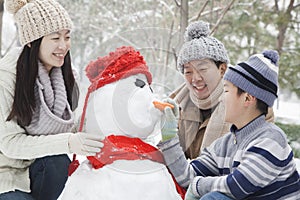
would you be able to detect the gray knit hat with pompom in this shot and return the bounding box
[5,0,73,46]
[177,21,229,73]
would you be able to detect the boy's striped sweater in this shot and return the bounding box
[160,115,300,199]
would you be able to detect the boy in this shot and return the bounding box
[159,50,300,199]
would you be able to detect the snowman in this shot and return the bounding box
[60,46,184,200]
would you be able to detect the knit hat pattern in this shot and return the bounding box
[85,46,152,91]
[224,50,279,107]
[5,0,73,46]
[177,21,229,73]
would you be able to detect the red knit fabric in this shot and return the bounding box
[85,46,152,92]
[87,135,164,169]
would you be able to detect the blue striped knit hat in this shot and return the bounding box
[177,21,229,73]
[224,50,279,107]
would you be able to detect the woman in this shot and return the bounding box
[0,0,103,199]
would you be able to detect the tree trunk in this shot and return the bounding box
[179,0,188,46]
[276,0,294,55]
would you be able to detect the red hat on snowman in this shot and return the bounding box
[78,46,153,134]
[85,46,152,91]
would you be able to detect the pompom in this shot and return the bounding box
[184,21,210,42]
[5,0,28,14]
[262,50,279,66]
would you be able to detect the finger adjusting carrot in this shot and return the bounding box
[153,101,174,111]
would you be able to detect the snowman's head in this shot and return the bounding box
[84,46,162,145]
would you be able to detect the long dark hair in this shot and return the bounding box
[7,37,79,126]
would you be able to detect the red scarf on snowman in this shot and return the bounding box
[68,46,185,199]
[87,135,164,168]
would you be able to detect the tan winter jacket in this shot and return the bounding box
[0,48,72,194]
[169,84,230,159]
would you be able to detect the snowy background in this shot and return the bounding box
[2,8,300,172]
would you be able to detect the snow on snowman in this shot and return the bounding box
[60,46,185,200]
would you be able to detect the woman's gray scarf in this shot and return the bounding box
[25,63,74,135]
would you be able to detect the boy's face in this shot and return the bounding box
[183,59,225,100]
[223,80,244,125]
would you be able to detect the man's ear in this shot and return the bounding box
[219,63,227,77]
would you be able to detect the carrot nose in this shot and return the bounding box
[152,101,174,111]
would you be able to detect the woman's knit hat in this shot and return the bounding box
[224,50,279,107]
[5,0,73,46]
[177,21,229,73]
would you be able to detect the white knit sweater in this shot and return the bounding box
[0,48,73,194]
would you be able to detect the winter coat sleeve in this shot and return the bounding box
[159,136,219,188]
[0,48,72,160]
[190,131,297,199]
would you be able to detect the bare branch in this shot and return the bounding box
[294,3,300,9]
[173,0,180,7]
[189,7,223,22]
[172,47,177,67]
[195,0,209,21]
[210,0,236,36]
[166,20,175,68]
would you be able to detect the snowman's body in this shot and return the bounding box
[60,74,182,200]
[61,159,181,200]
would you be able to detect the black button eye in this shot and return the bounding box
[135,78,146,88]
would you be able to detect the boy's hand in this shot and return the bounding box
[184,183,199,200]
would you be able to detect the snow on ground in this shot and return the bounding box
[295,158,300,172]
[273,94,300,125]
